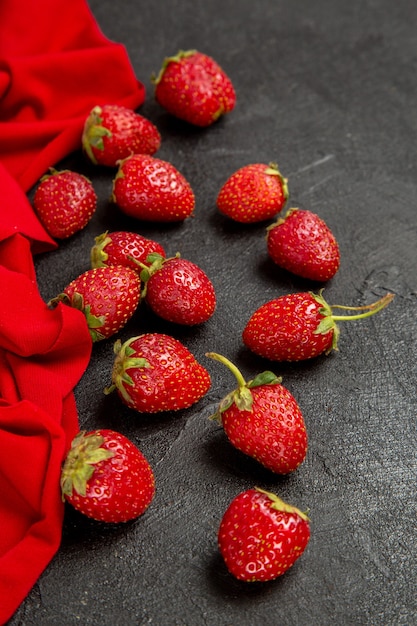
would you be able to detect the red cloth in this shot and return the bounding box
[0,0,146,622]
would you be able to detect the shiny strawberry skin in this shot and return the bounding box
[242,292,333,361]
[82,104,161,167]
[91,230,166,271]
[267,208,340,281]
[61,265,141,342]
[218,488,310,582]
[221,383,307,474]
[61,429,155,523]
[145,258,216,325]
[108,333,211,413]
[112,154,195,222]
[33,169,97,239]
[154,50,236,127]
[216,163,288,223]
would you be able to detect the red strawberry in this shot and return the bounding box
[112,154,195,222]
[242,290,394,361]
[218,487,310,582]
[61,429,155,523]
[50,265,141,342]
[138,253,216,325]
[33,168,97,239]
[153,49,236,127]
[206,353,307,474]
[216,162,288,223]
[90,230,166,272]
[105,333,211,413]
[267,207,340,281]
[82,104,161,167]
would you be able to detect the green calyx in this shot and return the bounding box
[47,291,106,342]
[267,206,299,232]
[60,431,115,499]
[90,231,111,268]
[152,49,197,86]
[104,337,150,404]
[255,487,310,522]
[205,352,282,422]
[312,290,395,353]
[82,105,112,164]
[127,252,180,298]
[264,162,289,202]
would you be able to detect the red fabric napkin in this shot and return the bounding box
[0,0,146,622]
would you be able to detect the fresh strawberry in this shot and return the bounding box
[206,353,307,474]
[137,253,216,325]
[218,487,310,582]
[49,265,141,342]
[216,162,288,223]
[33,168,97,239]
[61,429,155,523]
[90,230,166,272]
[267,207,340,281]
[111,154,195,222]
[82,104,161,167]
[242,290,394,361]
[105,333,211,413]
[153,49,236,127]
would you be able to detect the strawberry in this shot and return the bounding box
[216,162,288,223]
[138,253,216,325]
[82,104,161,167]
[90,230,166,272]
[105,333,211,413]
[111,154,195,222]
[218,487,310,582]
[61,429,155,523]
[267,207,340,282]
[153,49,236,127]
[242,290,394,361]
[49,265,141,342]
[33,168,97,239]
[206,353,307,474]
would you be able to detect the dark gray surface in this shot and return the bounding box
[11,0,416,624]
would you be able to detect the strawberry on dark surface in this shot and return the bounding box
[61,429,155,523]
[139,253,216,325]
[82,104,161,167]
[206,353,307,474]
[153,49,236,127]
[90,230,166,271]
[216,162,288,223]
[111,154,195,222]
[266,207,340,282]
[33,168,97,239]
[105,333,211,413]
[242,290,394,361]
[50,265,141,342]
[218,488,310,582]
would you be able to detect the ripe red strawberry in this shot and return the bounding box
[218,487,310,582]
[112,154,195,222]
[61,429,155,523]
[216,162,288,223]
[33,168,97,239]
[90,230,166,272]
[82,104,161,167]
[206,353,307,474]
[153,49,236,127]
[105,333,211,413]
[50,265,141,342]
[242,290,394,361]
[267,207,340,282]
[138,253,216,325]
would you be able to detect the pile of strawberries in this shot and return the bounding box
[33,50,394,584]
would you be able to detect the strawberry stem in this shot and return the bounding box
[206,352,247,388]
[330,292,394,322]
[255,487,310,522]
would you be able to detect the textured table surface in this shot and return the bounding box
[11,0,417,624]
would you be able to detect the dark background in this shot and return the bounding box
[11,0,416,624]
